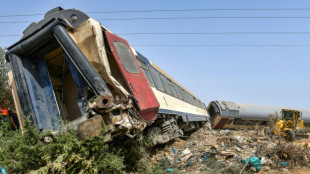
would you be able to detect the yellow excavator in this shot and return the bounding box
[273,109,308,142]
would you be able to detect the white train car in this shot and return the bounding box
[132,51,210,144]
[208,100,310,130]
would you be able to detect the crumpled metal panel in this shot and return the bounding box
[105,31,160,121]
[213,100,239,118]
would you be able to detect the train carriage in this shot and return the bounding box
[6,7,209,145]
[208,100,310,130]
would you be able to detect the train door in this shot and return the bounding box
[104,31,159,121]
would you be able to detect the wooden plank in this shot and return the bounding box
[8,71,24,129]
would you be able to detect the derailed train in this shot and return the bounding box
[6,7,310,145]
[208,100,310,130]
[6,7,208,145]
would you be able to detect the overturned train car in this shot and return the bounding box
[208,100,310,130]
[6,7,209,145]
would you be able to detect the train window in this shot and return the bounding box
[182,89,189,103]
[226,119,234,125]
[142,68,154,86]
[196,99,201,107]
[150,67,164,91]
[192,96,196,106]
[233,118,243,125]
[168,80,178,98]
[182,90,186,101]
[189,94,195,105]
[136,56,154,86]
[186,92,193,104]
[113,41,140,73]
[190,95,195,105]
[176,85,183,100]
[136,56,147,69]
[193,97,198,107]
[197,100,201,107]
[159,74,172,95]
[200,101,205,109]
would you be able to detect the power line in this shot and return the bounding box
[0,21,34,24]
[0,35,22,37]
[88,8,310,13]
[0,14,44,18]
[117,32,310,35]
[131,44,310,47]
[4,32,310,37]
[3,16,310,24]
[2,44,310,48]
[3,8,310,18]
[97,16,310,21]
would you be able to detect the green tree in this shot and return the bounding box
[0,47,14,109]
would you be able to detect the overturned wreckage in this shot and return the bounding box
[208,100,310,131]
[7,7,209,144]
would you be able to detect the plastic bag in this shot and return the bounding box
[242,157,262,171]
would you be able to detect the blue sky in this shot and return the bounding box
[0,0,309,108]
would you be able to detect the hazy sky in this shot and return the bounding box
[0,0,309,108]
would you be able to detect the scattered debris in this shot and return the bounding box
[179,148,193,162]
[0,166,6,174]
[250,166,257,172]
[149,124,310,173]
[279,162,288,166]
[235,136,245,144]
[261,156,268,165]
[205,122,212,130]
[43,136,53,144]
[201,154,210,163]
[242,157,262,171]
[167,168,173,173]
[172,147,177,154]
[219,129,232,136]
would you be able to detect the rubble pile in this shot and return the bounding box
[150,124,310,173]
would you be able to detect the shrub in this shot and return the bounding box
[0,119,125,174]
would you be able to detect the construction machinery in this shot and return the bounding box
[274,109,308,142]
[208,101,309,142]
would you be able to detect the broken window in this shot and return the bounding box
[113,41,140,74]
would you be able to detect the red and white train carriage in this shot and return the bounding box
[6,7,209,145]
